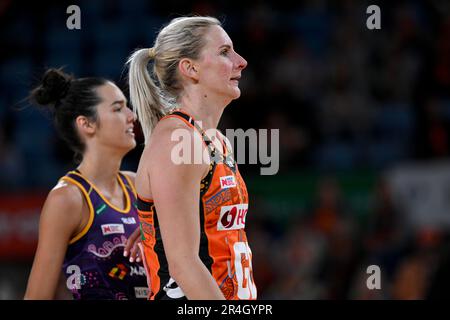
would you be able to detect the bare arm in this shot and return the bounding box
[145,121,225,300]
[24,182,84,299]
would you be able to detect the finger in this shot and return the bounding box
[129,243,139,263]
[124,237,135,257]
[124,241,131,257]
[124,227,140,257]
[136,242,144,263]
[135,247,141,263]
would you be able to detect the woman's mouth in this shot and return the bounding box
[126,127,135,136]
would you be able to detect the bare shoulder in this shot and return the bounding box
[42,180,86,226]
[150,116,195,147]
[149,116,205,157]
[135,117,197,197]
[46,179,84,210]
[137,119,184,173]
[39,179,84,241]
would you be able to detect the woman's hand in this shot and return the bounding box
[124,226,142,263]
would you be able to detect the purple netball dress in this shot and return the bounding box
[61,170,149,300]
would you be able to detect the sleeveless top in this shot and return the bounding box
[137,110,257,300]
[61,170,149,300]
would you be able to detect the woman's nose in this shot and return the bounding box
[127,107,137,122]
[236,53,248,70]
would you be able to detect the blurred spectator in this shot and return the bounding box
[391,228,442,299]
[0,115,25,191]
[310,177,348,237]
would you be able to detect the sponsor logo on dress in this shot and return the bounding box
[130,266,146,277]
[217,204,248,231]
[134,287,150,299]
[109,264,128,280]
[220,175,237,189]
[101,224,125,235]
[121,217,137,224]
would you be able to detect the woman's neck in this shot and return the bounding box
[179,90,229,130]
[76,148,122,192]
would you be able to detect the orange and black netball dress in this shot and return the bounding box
[137,110,257,300]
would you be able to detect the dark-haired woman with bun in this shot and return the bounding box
[24,69,149,300]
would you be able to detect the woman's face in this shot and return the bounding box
[196,25,248,101]
[91,82,137,153]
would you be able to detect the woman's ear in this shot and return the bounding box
[178,58,199,82]
[75,115,96,137]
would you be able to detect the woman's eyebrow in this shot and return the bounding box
[219,44,232,50]
[111,99,127,106]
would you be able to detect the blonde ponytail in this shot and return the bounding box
[127,48,168,144]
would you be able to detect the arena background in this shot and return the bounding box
[1,0,450,299]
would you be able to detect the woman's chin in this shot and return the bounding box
[122,140,137,152]
[231,88,241,99]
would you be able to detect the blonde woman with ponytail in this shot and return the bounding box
[127,16,257,300]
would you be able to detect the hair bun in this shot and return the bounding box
[32,68,73,107]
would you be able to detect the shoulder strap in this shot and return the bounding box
[118,172,137,200]
[162,110,219,159]
[60,171,95,244]
[164,111,209,141]
[66,170,132,214]
[65,170,92,194]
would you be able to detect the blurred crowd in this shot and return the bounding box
[249,175,450,299]
[1,0,450,299]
